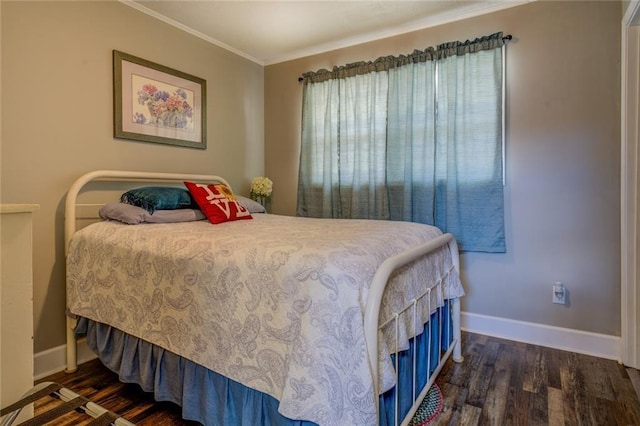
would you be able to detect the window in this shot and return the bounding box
[297,33,507,253]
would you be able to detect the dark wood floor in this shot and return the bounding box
[433,333,640,426]
[33,332,640,425]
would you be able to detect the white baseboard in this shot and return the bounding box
[32,313,621,380]
[462,311,621,361]
[33,338,96,381]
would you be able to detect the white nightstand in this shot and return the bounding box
[1,204,39,421]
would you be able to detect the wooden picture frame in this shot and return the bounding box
[113,50,206,149]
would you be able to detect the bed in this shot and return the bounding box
[64,170,464,426]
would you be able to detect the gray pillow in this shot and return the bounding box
[99,203,205,224]
[236,195,266,213]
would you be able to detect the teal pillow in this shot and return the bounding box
[120,186,195,213]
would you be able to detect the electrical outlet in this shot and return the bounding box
[552,282,566,304]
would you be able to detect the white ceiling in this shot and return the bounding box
[125,0,528,65]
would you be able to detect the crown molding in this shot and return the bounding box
[265,1,530,65]
[120,0,532,66]
[119,0,265,65]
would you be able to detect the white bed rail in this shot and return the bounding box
[363,233,463,425]
[64,170,230,373]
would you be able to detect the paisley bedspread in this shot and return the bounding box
[67,214,464,426]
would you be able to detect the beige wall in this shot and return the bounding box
[1,1,264,352]
[265,1,622,335]
[0,0,623,355]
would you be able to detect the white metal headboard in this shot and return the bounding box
[64,170,230,256]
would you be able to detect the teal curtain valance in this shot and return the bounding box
[300,32,508,84]
[436,32,507,58]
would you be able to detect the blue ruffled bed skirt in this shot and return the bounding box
[76,303,452,426]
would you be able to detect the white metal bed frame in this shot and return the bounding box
[64,170,463,426]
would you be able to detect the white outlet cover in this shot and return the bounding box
[552,284,566,304]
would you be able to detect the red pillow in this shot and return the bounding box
[184,181,253,224]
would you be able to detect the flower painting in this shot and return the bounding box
[114,50,206,149]
[133,78,194,131]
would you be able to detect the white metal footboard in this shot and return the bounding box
[363,233,463,425]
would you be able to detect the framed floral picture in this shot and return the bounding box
[113,50,206,149]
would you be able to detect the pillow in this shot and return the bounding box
[99,203,205,225]
[120,186,194,213]
[184,181,253,224]
[235,195,266,213]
